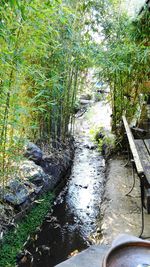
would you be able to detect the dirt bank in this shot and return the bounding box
[100,154,150,244]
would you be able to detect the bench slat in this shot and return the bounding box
[135,139,150,186]
[122,116,144,174]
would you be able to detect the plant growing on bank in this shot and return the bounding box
[90,126,115,155]
[0,192,54,267]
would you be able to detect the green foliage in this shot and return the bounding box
[0,0,149,188]
[0,0,94,187]
[90,125,115,154]
[92,0,150,131]
[131,6,150,44]
[0,192,54,267]
[97,134,115,154]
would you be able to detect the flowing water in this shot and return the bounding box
[19,100,111,267]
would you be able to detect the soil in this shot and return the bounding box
[100,154,150,244]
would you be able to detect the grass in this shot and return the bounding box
[0,192,54,267]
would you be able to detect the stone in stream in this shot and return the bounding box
[40,245,51,254]
[84,143,97,150]
[75,184,88,189]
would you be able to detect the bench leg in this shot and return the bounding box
[124,147,131,167]
[146,189,150,214]
[139,178,145,238]
[126,162,136,196]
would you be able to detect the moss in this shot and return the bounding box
[0,192,54,267]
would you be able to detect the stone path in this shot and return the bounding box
[56,244,108,267]
[100,155,150,244]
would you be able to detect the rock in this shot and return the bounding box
[0,138,74,240]
[34,186,43,195]
[80,99,93,105]
[21,255,28,263]
[95,132,104,142]
[82,185,88,189]
[41,245,51,253]
[16,252,26,262]
[46,163,65,180]
[75,184,88,189]
[75,108,87,118]
[80,94,92,100]
[102,143,107,156]
[20,256,28,264]
[84,143,97,150]
[24,142,43,163]
[3,179,36,206]
[17,250,33,264]
[35,226,41,234]
[0,203,14,234]
[69,249,79,257]
[0,231,4,240]
[19,160,51,187]
[19,159,63,191]
[41,152,72,182]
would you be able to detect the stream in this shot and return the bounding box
[19,100,111,267]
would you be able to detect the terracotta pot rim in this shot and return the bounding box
[102,240,150,267]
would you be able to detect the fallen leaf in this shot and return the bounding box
[21,256,27,264]
[69,250,79,257]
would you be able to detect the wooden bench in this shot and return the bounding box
[122,115,150,214]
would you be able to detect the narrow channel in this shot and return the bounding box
[19,101,111,267]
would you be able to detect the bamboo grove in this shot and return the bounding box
[94,0,150,131]
[0,0,93,184]
[0,0,150,185]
